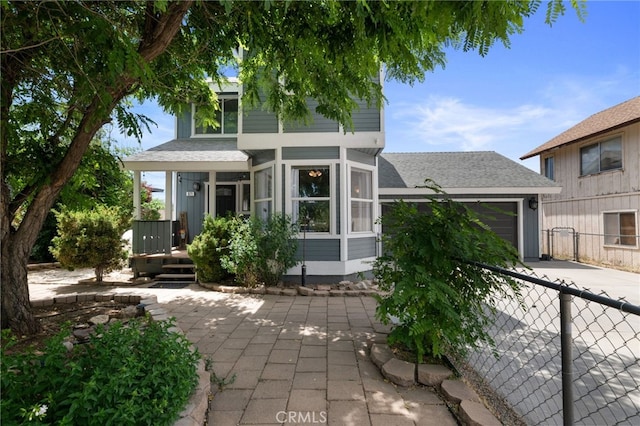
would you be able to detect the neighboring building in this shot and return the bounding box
[521,96,640,272]
[124,79,560,282]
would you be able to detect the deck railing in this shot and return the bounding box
[132,220,173,254]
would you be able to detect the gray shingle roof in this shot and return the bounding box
[123,139,248,163]
[379,151,560,191]
[521,96,640,159]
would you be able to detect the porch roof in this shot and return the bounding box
[122,139,249,172]
[379,151,562,195]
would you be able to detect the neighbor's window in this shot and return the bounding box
[544,156,555,181]
[603,211,637,247]
[580,137,622,176]
[254,167,273,221]
[351,168,373,232]
[194,97,238,135]
[292,166,330,233]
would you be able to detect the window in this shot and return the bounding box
[604,211,637,247]
[292,166,330,233]
[351,168,373,232]
[194,97,238,135]
[580,137,622,176]
[544,156,554,180]
[254,167,273,221]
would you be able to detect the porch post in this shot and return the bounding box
[133,170,142,220]
[165,171,173,221]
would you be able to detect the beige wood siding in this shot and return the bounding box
[540,122,639,271]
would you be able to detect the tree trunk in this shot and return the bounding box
[1,233,41,334]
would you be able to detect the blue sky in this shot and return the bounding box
[117,0,640,193]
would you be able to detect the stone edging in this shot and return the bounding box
[198,282,380,297]
[370,343,501,426]
[30,294,210,426]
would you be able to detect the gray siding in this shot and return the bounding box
[177,109,192,139]
[250,150,276,166]
[348,237,376,260]
[284,99,339,133]
[243,107,279,133]
[176,172,208,241]
[521,196,540,261]
[296,239,341,261]
[347,149,376,166]
[282,146,340,160]
[352,98,380,132]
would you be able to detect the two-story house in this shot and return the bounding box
[124,78,561,283]
[521,96,640,272]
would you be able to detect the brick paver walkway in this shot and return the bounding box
[28,269,458,426]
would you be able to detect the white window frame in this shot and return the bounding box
[349,165,375,234]
[253,165,274,221]
[287,163,334,236]
[191,95,238,137]
[603,210,638,248]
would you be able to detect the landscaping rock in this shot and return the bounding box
[370,343,394,368]
[381,357,415,387]
[298,286,315,296]
[459,400,501,426]
[118,305,139,319]
[89,314,110,325]
[417,364,453,386]
[440,379,481,404]
[266,287,282,295]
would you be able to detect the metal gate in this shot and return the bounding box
[546,227,578,261]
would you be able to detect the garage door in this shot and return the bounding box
[380,201,518,249]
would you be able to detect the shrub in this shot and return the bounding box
[187,214,234,283]
[0,317,200,426]
[251,214,299,287]
[219,217,260,287]
[50,206,130,282]
[373,181,523,362]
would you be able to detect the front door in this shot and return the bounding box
[216,185,236,217]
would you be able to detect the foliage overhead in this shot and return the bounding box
[373,180,524,362]
[1,0,585,334]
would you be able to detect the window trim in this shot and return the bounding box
[191,95,239,137]
[602,210,638,248]
[543,156,554,181]
[290,165,332,234]
[253,165,274,221]
[579,135,623,176]
[349,165,375,234]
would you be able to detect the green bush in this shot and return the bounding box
[219,217,260,287]
[373,181,523,362]
[187,214,234,283]
[50,206,130,282]
[0,317,200,425]
[252,214,299,287]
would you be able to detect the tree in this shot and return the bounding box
[1,0,584,334]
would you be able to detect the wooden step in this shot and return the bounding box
[155,273,196,281]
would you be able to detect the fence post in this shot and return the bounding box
[560,288,574,425]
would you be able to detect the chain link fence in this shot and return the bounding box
[456,264,640,425]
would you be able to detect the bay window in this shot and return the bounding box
[292,166,330,232]
[254,167,273,221]
[351,168,373,232]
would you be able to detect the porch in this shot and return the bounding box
[130,220,194,280]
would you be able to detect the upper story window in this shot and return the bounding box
[580,136,622,176]
[291,166,331,233]
[193,97,238,135]
[544,156,554,181]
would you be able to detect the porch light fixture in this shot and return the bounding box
[308,169,323,178]
[528,197,538,210]
[193,182,201,191]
